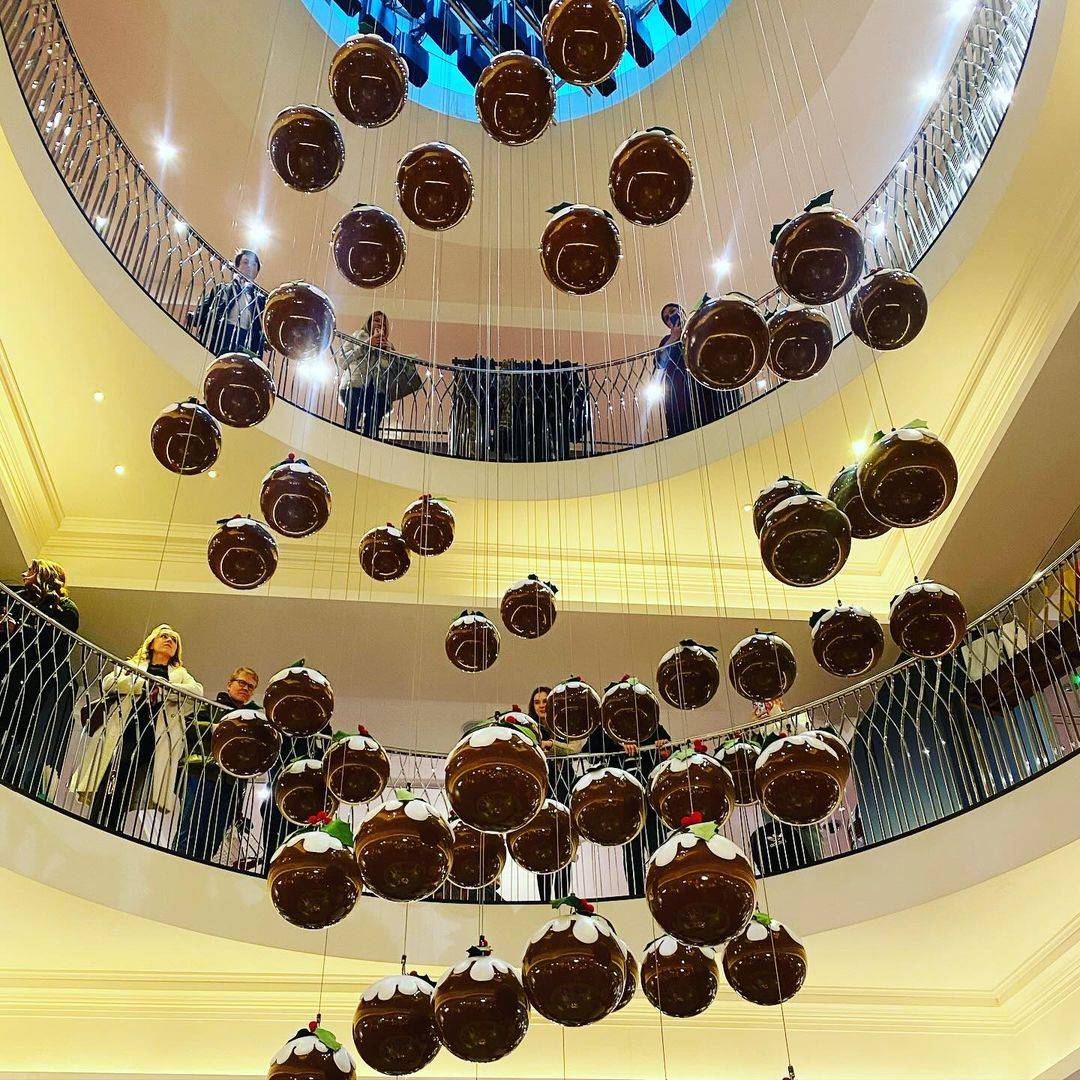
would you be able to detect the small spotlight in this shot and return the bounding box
[948,0,975,17]
[172,219,188,237]
[94,215,109,231]
[246,217,272,247]
[113,464,126,476]
[712,257,732,277]
[868,221,886,239]
[155,138,178,164]
[916,77,940,103]
[644,379,665,404]
[92,391,105,403]
[208,470,218,479]
[297,358,334,383]
[755,378,767,390]
[962,156,979,177]
[993,85,1014,108]
[852,439,868,459]
[742,504,751,513]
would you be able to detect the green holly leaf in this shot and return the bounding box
[769,219,792,245]
[547,202,573,215]
[688,821,718,841]
[673,747,695,762]
[803,189,835,212]
[903,418,929,430]
[695,292,711,312]
[314,1027,341,1051]
[752,911,773,927]
[331,730,350,743]
[395,787,419,801]
[323,818,354,847]
[646,125,677,136]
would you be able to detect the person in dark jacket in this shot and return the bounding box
[189,248,265,357]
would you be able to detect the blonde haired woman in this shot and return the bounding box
[71,624,202,833]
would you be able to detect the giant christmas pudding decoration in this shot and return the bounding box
[208,516,278,590]
[716,738,761,805]
[396,142,474,231]
[268,1021,355,1080]
[275,758,330,824]
[615,942,637,1011]
[683,293,770,390]
[448,818,507,889]
[444,711,547,832]
[856,423,958,529]
[433,939,530,1063]
[645,817,757,946]
[268,105,344,193]
[500,575,558,638]
[656,640,720,710]
[759,491,852,587]
[570,767,646,846]
[267,816,361,929]
[506,798,577,874]
[522,896,626,1026]
[400,495,455,557]
[540,204,622,295]
[649,743,735,830]
[358,524,411,582]
[547,676,601,740]
[770,193,865,305]
[202,352,276,428]
[754,729,851,825]
[640,935,719,1018]
[329,34,409,129]
[752,476,813,538]
[728,632,797,702]
[542,0,627,86]
[445,611,500,672]
[849,268,928,350]
[608,128,694,227]
[150,399,221,475]
[828,463,889,540]
[263,281,336,362]
[354,791,453,901]
[264,661,334,737]
[889,580,968,658]
[352,972,440,1077]
[600,675,660,743]
[810,604,884,678]
[475,52,555,146]
[211,707,281,778]
[766,307,834,381]
[323,727,390,804]
[331,204,407,289]
[723,912,807,1006]
[260,455,332,538]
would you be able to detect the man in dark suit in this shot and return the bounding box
[189,248,265,357]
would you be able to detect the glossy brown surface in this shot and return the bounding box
[547,678,601,740]
[649,754,735,831]
[352,978,439,1077]
[358,526,411,581]
[267,834,362,929]
[448,820,507,889]
[329,33,409,129]
[683,295,769,390]
[849,268,928,350]
[728,632,797,702]
[811,605,884,678]
[445,613,500,672]
[500,577,557,638]
[570,768,646,846]
[260,459,332,538]
[268,104,344,193]
[716,742,760,805]
[354,801,453,901]
[263,280,336,362]
[506,799,577,873]
[207,517,278,591]
[264,665,335,738]
[396,142,473,231]
[323,735,390,804]
[475,51,555,146]
[771,206,865,305]
[445,728,548,832]
[766,306,834,380]
[268,1032,356,1080]
[614,947,637,1011]
[759,492,852,587]
[400,495,455,556]
[433,959,529,1063]
[608,128,693,226]
[752,477,813,538]
[640,938,719,1017]
[857,428,958,528]
[600,679,659,743]
[274,760,330,825]
[331,204,406,289]
[755,730,851,825]
[828,463,889,539]
[656,642,720,710]
[202,353,275,428]
[889,581,968,658]
[723,920,807,1006]
[211,708,281,778]
[539,205,621,295]
[150,400,220,475]
[542,0,627,86]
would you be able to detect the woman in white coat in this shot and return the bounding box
[71,624,202,832]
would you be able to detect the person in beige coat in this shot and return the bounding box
[71,624,202,831]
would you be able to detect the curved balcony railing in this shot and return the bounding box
[1,0,1039,460]
[0,542,1076,901]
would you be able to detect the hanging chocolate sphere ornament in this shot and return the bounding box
[267,816,361,929]
[353,973,440,1077]
[753,476,813,538]
[755,729,851,825]
[570,767,646,846]
[434,939,529,1063]
[445,610,500,672]
[268,105,344,194]
[268,1021,355,1080]
[828,463,889,540]
[640,935,719,1018]
[717,738,762,805]
[657,640,720,710]
[542,0,626,86]
[600,675,660,744]
[275,758,330,824]
[683,293,770,390]
[759,492,852,587]
[264,281,336,361]
[849,268,928,350]
[150,399,221,475]
[766,307,834,381]
[331,204,406,289]
[260,455,332,538]
[649,743,735,830]
[507,798,577,874]
[857,423,958,529]
[547,677,601,740]
[354,791,453,901]
[212,707,281,778]
[396,142,473,231]
[728,632,797,702]
[770,191,865,305]
[889,580,967,658]
[646,816,757,946]
[444,711,548,832]
[207,516,278,590]
[401,494,455,556]
[475,51,555,146]
[329,33,409,129]
[540,203,622,296]
[323,727,389,804]
[614,942,637,1012]
[500,575,558,638]
[608,127,693,227]
[523,896,626,1026]
[202,353,275,428]
[810,604,884,678]
[358,524,411,581]
[264,661,334,737]
[723,912,807,1006]
[448,818,507,889]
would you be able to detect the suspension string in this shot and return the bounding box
[316,925,330,1017]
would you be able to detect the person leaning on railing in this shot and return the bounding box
[337,311,421,438]
[187,248,265,358]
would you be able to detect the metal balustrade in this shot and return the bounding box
[0,0,1039,461]
[0,543,1076,901]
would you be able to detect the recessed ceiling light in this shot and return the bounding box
[742,504,751,512]
[94,215,109,230]
[915,77,940,103]
[155,138,178,164]
[246,217,272,247]
[208,470,218,479]
[92,391,105,403]
[113,464,126,476]
[755,378,767,390]
[172,219,188,237]
[868,221,886,239]
[712,257,732,277]
[852,439,868,459]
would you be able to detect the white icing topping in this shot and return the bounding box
[283,758,323,774]
[260,460,322,485]
[759,478,801,497]
[891,581,959,608]
[755,730,843,770]
[742,919,802,947]
[649,752,718,782]
[647,830,745,868]
[361,796,445,825]
[602,680,656,702]
[529,911,613,945]
[729,632,784,658]
[436,956,517,988]
[163,400,203,415]
[894,427,940,442]
[271,829,346,862]
[361,973,435,1002]
[335,734,381,752]
[365,525,403,540]
[451,723,541,753]
[717,742,758,758]
[776,493,810,509]
[223,515,264,530]
[450,613,496,630]
[814,603,873,630]
[268,666,331,689]
[507,576,555,593]
[643,935,716,961]
[410,496,453,514]
[551,678,592,695]
[659,642,715,666]
[220,707,268,723]
[573,767,645,794]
